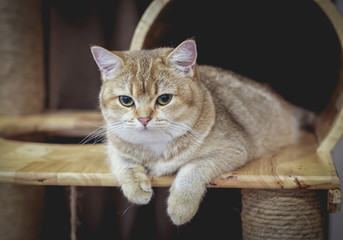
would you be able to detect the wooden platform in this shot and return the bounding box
[0,111,339,190]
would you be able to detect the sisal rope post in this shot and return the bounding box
[241,189,326,240]
[70,186,79,240]
[0,0,45,115]
[0,0,45,239]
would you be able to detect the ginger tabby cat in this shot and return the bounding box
[91,39,308,225]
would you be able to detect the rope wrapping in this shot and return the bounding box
[70,186,79,240]
[242,189,326,240]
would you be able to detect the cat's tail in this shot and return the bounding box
[292,105,316,130]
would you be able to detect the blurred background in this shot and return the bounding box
[0,0,343,239]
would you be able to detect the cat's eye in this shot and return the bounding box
[157,94,172,106]
[119,96,134,107]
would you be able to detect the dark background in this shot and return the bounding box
[40,0,341,239]
[44,0,340,113]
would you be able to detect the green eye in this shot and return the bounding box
[119,96,134,107]
[157,94,172,106]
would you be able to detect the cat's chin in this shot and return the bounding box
[118,128,175,145]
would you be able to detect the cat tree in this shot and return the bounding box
[0,0,342,239]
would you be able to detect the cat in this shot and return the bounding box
[90,39,311,225]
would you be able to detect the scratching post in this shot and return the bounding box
[0,0,45,239]
[241,189,326,239]
[70,186,79,240]
[0,0,45,115]
[0,184,45,240]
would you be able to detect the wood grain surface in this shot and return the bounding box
[0,110,104,138]
[0,114,339,189]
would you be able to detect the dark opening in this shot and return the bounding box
[144,0,341,113]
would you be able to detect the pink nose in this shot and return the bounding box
[138,117,152,126]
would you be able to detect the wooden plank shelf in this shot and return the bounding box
[0,110,104,138]
[0,112,339,190]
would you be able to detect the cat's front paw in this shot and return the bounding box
[167,189,201,225]
[121,171,152,205]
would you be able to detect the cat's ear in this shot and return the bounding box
[167,39,197,78]
[90,46,123,80]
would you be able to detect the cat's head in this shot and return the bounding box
[91,40,203,145]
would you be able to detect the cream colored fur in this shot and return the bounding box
[91,40,300,225]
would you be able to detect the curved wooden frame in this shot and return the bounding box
[313,0,343,153]
[130,0,170,51]
[130,0,343,154]
[0,0,341,211]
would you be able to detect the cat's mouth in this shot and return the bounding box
[137,121,157,131]
[138,126,153,132]
[139,127,149,132]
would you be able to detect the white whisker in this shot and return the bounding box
[165,117,201,138]
[80,121,125,145]
[121,203,135,216]
[79,120,102,128]
[80,125,107,145]
[161,117,205,148]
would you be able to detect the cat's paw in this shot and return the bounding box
[121,172,152,205]
[167,190,200,225]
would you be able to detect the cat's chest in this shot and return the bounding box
[145,158,184,176]
[141,143,192,176]
[142,142,168,157]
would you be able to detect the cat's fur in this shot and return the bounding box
[91,40,305,225]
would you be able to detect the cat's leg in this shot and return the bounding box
[167,160,217,225]
[167,148,248,225]
[117,163,153,205]
[108,144,152,205]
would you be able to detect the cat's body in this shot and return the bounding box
[91,40,306,225]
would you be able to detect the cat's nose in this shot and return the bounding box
[138,117,152,127]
